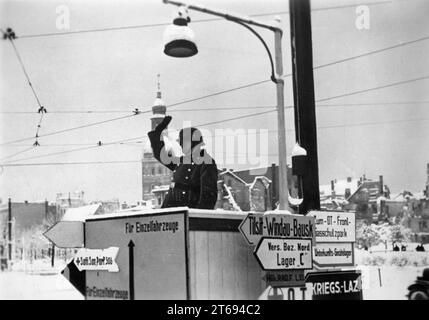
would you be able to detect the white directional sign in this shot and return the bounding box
[239,213,315,246]
[313,243,355,268]
[74,247,120,272]
[254,237,313,271]
[43,221,84,248]
[308,211,355,242]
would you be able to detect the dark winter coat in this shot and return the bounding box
[148,126,218,210]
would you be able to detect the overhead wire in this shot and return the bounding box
[1,30,428,145]
[13,1,393,39]
[4,32,47,146]
[2,111,428,165]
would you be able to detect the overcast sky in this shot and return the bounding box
[0,0,428,203]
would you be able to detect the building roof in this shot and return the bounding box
[219,170,248,185]
[319,178,360,198]
[223,185,242,211]
[249,176,271,190]
[62,203,101,221]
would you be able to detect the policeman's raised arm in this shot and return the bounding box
[147,116,178,171]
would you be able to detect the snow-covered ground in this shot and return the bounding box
[0,271,83,300]
[1,248,427,300]
[358,266,425,300]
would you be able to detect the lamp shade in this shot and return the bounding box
[163,15,198,58]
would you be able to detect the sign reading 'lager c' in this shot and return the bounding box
[254,237,313,271]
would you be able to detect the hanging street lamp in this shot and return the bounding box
[162,0,293,211]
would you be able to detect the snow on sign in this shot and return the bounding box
[74,247,119,272]
[239,212,315,246]
[254,237,313,271]
[307,211,355,242]
[313,243,354,267]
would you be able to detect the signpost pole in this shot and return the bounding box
[7,198,12,267]
[128,240,135,300]
[288,0,320,214]
[51,244,55,267]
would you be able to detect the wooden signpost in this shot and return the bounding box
[239,212,316,293]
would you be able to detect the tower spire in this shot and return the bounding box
[151,73,167,130]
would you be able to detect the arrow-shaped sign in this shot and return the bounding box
[128,240,135,300]
[73,247,119,272]
[239,213,315,246]
[254,237,313,271]
[44,221,84,248]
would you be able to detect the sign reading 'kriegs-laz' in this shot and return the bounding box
[308,211,355,242]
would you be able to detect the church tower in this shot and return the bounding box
[151,74,167,130]
[141,75,172,202]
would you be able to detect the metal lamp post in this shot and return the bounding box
[162,0,292,211]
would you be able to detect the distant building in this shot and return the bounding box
[55,190,86,217]
[214,164,295,212]
[89,199,120,215]
[141,76,172,202]
[62,203,102,220]
[233,164,296,210]
[320,175,387,223]
[0,200,57,234]
[151,185,170,208]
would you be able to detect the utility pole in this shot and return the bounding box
[273,23,290,211]
[288,0,320,214]
[8,198,12,265]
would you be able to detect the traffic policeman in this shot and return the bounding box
[148,116,218,209]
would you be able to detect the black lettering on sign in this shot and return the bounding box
[126,220,179,234]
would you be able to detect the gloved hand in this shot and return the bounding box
[155,115,172,133]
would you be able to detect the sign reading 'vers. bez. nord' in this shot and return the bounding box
[308,211,355,242]
[84,211,188,300]
[254,237,313,271]
[239,213,315,245]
